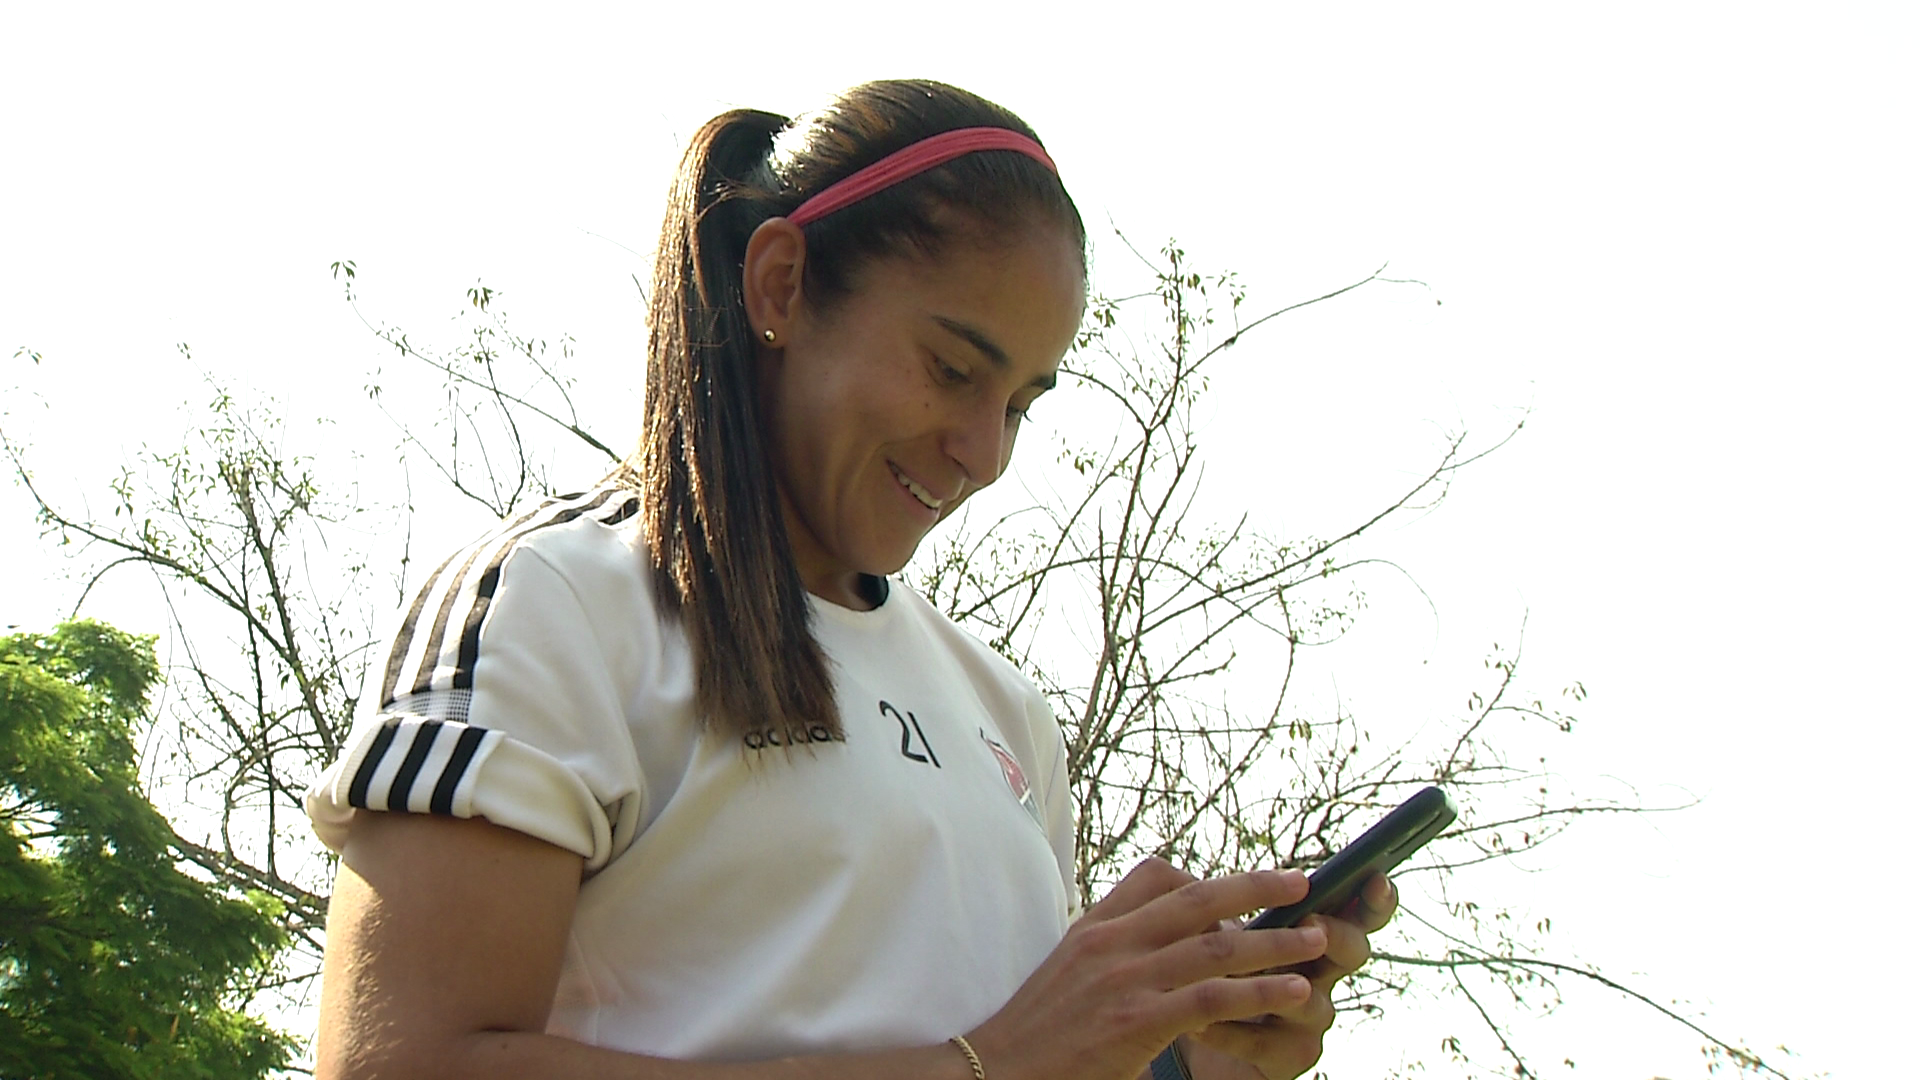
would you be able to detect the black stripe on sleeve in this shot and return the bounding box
[396,496,564,703]
[451,561,504,692]
[346,720,401,809]
[448,487,623,693]
[380,483,611,709]
[379,553,456,710]
[385,720,443,811]
[408,542,493,698]
[429,725,489,815]
[604,495,640,525]
[408,487,623,700]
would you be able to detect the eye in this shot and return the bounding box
[930,354,971,386]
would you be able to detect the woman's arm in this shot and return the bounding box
[318,811,992,1080]
[318,813,1333,1080]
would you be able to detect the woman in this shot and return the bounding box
[307,79,1395,1080]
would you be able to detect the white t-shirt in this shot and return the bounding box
[306,485,1078,1061]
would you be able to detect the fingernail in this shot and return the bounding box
[1300,924,1326,948]
[1283,974,1311,997]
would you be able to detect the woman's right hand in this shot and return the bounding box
[966,858,1329,1080]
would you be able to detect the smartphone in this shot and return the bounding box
[1147,787,1459,1079]
[1244,785,1456,930]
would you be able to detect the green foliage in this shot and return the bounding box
[0,621,292,1080]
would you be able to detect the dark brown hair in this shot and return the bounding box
[624,79,1086,743]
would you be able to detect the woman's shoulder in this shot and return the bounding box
[493,483,648,582]
[429,482,651,598]
[381,481,660,669]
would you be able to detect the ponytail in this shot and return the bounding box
[634,108,840,743]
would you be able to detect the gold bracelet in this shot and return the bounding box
[948,1035,986,1080]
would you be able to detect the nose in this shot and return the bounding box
[941,396,1014,492]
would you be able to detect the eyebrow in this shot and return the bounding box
[932,315,1057,391]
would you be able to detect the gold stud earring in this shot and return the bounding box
[763,328,777,343]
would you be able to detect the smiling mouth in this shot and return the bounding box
[889,463,943,512]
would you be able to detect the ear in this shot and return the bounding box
[743,217,808,344]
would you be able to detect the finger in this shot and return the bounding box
[1337,872,1398,934]
[1152,922,1330,987]
[1277,917,1372,991]
[1188,1019,1285,1062]
[1186,996,1334,1078]
[1301,914,1371,980]
[1135,870,1310,947]
[1188,1016,1326,1063]
[1163,971,1314,1031]
[1259,980,1337,1032]
[1081,857,1197,923]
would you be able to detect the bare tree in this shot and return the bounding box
[904,239,1762,1077]
[1,240,1801,1079]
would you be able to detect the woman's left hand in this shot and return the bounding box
[1177,872,1399,1080]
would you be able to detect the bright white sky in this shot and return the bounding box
[3,3,1913,1078]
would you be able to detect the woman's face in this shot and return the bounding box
[755,224,1085,608]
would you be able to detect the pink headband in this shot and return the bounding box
[785,126,1058,228]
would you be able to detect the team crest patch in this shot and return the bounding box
[979,728,1044,830]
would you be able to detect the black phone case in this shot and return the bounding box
[1245,785,1456,930]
